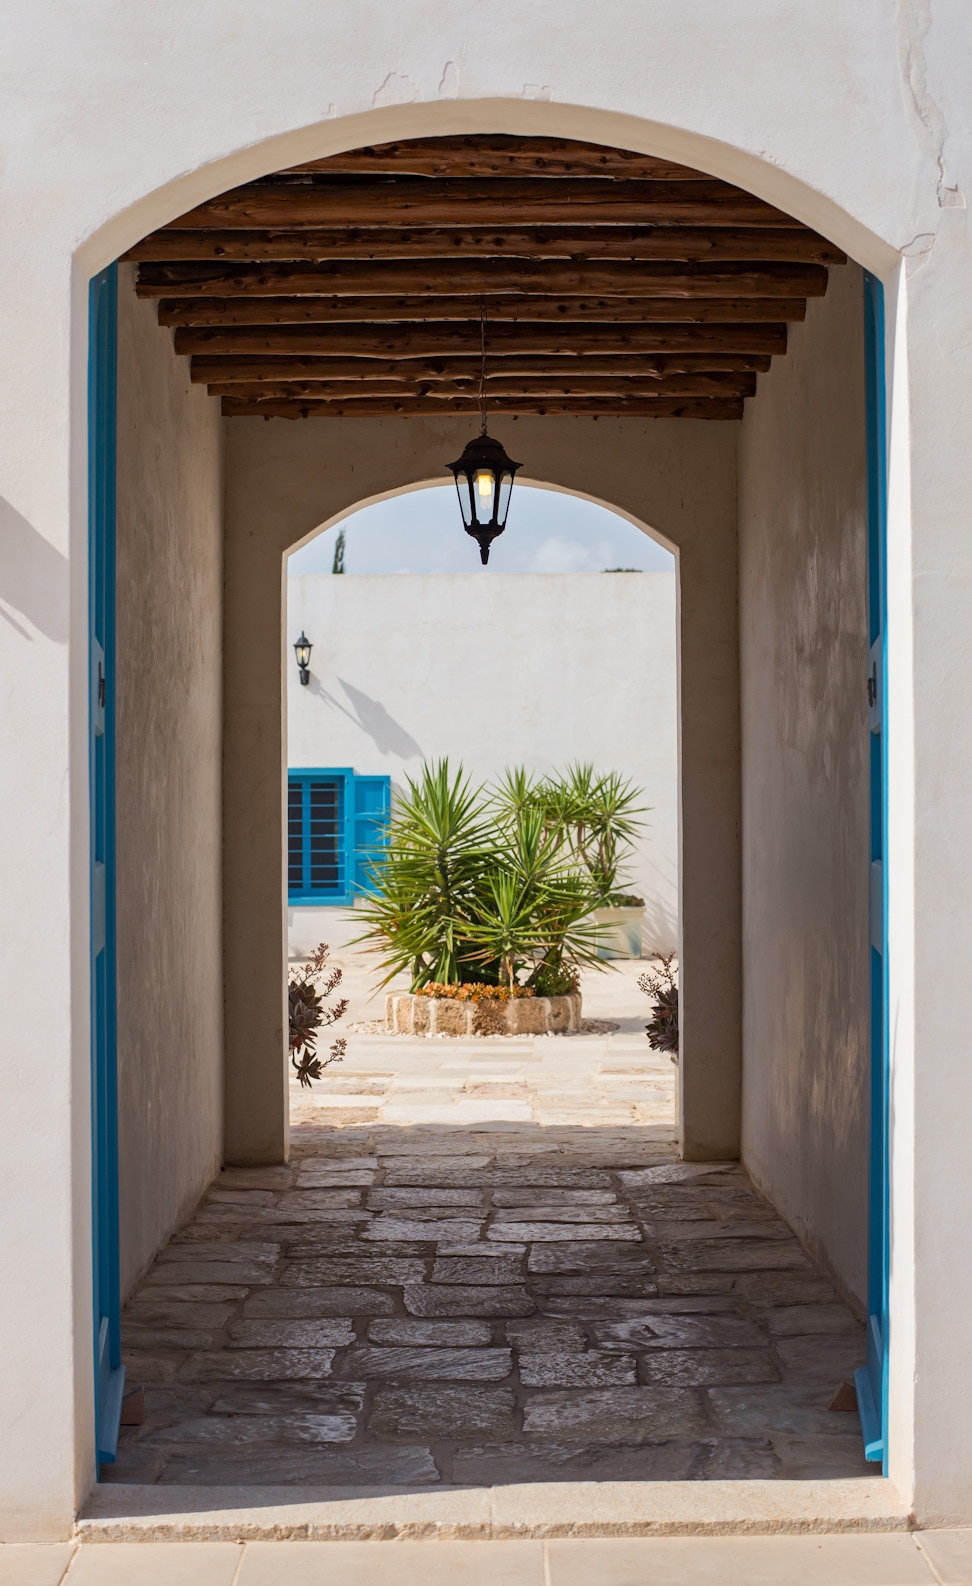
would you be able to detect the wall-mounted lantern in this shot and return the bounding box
[293,632,312,685]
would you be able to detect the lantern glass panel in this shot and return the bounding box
[454,473,474,528]
[497,471,514,524]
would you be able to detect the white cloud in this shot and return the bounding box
[530,536,601,574]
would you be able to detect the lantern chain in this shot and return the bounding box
[479,296,488,436]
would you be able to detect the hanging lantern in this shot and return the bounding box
[447,299,522,564]
[447,431,522,564]
[293,631,312,685]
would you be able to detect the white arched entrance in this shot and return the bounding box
[5,19,970,1528]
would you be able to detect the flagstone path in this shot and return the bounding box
[111,1014,872,1487]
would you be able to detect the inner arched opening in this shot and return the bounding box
[284,481,678,1063]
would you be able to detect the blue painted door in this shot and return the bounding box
[854,272,889,1468]
[89,264,125,1465]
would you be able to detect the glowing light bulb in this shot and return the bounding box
[476,470,493,497]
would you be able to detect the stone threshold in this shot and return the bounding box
[78,1477,911,1543]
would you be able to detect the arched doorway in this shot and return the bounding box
[98,128,885,1500]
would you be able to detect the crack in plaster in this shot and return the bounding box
[439,60,459,98]
[895,0,965,208]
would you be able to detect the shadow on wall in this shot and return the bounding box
[642,888,678,957]
[0,496,69,642]
[307,673,424,759]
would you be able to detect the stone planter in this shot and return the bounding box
[386,991,582,1036]
[594,904,645,959]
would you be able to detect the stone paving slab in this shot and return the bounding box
[369,1384,518,1442]
[0,1545,77,1586]
[521,1386,708,1442]
[62,1543,244,1584]
[149,1412,358,1447]
[546,1534,938,1585]
[339,1345,513,1381]
[157,1446,441,1486]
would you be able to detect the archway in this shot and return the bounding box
[12,0,972,1534]
[102,127,883,1505]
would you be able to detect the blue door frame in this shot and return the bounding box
[854,271,890,1469]
[89,263,125,1465]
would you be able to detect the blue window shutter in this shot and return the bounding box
[288,770,351,902]
[351,776,391,895]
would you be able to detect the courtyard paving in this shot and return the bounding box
[111,975,873,1489]
[8,1532,972,1585]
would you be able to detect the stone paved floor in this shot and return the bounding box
[113,1002,872,1488]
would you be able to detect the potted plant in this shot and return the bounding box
[354,760,605,1033]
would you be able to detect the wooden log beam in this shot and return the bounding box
[124,226,845,265]
[175,322,787,358]
[221,395,745,419]
[158,295,803,328]
[279,137,712,181]
[205,372,758,400]
[165,179,792,230]
[189,351,774,383]
[137,258,828,299]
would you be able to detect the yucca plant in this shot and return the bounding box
[356,759,608,994]
[462,806,602,992]
[354,760,494,989]
[492,762,647,904]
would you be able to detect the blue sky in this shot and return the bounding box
[288,484,675,576]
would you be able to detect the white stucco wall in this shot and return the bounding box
[739,263,869,1308]
[1,0,971,1539]
[114,268,225,1298]
[286,570,677,957]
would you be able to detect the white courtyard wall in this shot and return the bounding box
[739,263,869,1308]
[0,0,970,1538]
[286,570,678,958]
[114,267,224,1297]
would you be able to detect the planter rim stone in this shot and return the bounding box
[385,990,582,1037]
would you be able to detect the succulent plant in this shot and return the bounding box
[288,943,348,1087]
[638,953,679,1059]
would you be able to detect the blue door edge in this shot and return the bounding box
[89,263,125,1466]
[861,269,890,1470]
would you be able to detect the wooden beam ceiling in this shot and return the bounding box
[157,180,795,230]
[136,260,828,297]
[124,227,843,264]
[128,134,844,418]
[279,137,717,180]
